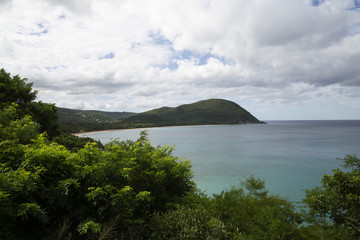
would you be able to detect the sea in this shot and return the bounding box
[78,120,360,203]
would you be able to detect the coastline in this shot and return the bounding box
[72,127,150,136]
[72,122,266,136]
[72,124,228,136]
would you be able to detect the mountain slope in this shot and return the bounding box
[57,108,136,132]
[58,108,135,123]
[122,99,262,126]
[58,99,263,133]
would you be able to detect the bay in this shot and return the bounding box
[79,120,360,203]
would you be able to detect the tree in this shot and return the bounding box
[0,68,60,138]
[149,205,230,240]
[0,110,194,240]
[0,68,37,109]
[26,101,61,138]
[0,104,40,169]
[210,176,303,239]
[149,176,304,240]
[304,154,360,238]
[53,134,104,152]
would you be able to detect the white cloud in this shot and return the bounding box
[244,0,348,48]
[0,0,359,119]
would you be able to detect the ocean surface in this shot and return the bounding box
[79,120,360,203]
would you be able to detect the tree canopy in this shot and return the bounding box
[304,154,360,238]
[0,68,60,137]
[0,105,194,239]
[0,68,37,108]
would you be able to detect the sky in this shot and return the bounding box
[0,0,360,120]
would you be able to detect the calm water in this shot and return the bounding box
[79,121,360,203]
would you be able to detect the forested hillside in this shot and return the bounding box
[58,99,264,133]
[1,68,360,239]
[122,99,263,126]
[57,107,136,133]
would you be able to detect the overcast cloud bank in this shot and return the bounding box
[1,0,359,120]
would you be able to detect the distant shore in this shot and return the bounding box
[72,122,266,136]
[72,128,148,136]
[72,124,223,136]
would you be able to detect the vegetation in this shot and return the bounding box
[1,68,360,239]
[57,108,136,133]
[122,99,263,127]
[0,69,61,138]
[0,107,194,239]
[303,154,360,238]
[149,176,303,240]
[57,99,264,133]
[53,134,104,152]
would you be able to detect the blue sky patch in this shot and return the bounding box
[99,52,115,60]
[146,31,234,70]
[347,0,360,10]
[354,0,360,8]
[45,65,67,72]
[159,49,234,71]
[45,66,57,72]
[30,29,48,36]
[148,31,172,46]
[58,13,66,19]
[176,50,220,65]
[349,21,360,35]
[29,23,48,36]
[311,0,325,6]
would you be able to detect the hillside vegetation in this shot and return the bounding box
[57,108,136,133]
[123,99,263,126]
[58,99,264,133]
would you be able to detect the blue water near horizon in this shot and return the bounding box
[79,120,360,203]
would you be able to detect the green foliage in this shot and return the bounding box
[57,107,136,133]
[0,112,195,240]
[0,68,61,138]
[57,99,264,133]
[78,220,102,236]
[26,101,61,138]
[148,176,305,239]
[0,68,37,109]
[299,222,352,240]
[149,205,230,240]
[0,104,40,169]
[17,202,48,222]
[210,176,302,239]
[303,154,360,238]
[123,98,263,126]
[0,104,40,144]
[53,134,104,152]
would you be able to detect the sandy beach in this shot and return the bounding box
[72,124,223,136]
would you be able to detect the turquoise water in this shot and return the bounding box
[79,121,360,203]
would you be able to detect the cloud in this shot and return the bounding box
[244,0,348,48]
[0,0,359,119]
[45,0,94,14]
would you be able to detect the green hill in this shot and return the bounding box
[57,99,264,133]
[58,108,135,122]
[122,99,263,126]
[57,108,136,132]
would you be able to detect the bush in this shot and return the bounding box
[149,205,230,240]
[0,111,194,240]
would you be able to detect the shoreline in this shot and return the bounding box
[72,124,229,136]
[72,127,150,136]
